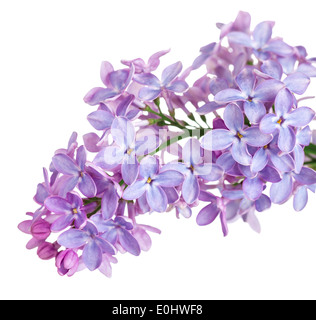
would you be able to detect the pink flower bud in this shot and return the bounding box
[37,242,58,260]
[55,249,79,276]
[31,219,51,240]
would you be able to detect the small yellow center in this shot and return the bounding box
[263,145,269,150]
[127,148,133,155]
[277,118,282,125]
[190,165,194,171]
[146,177,152,184]
[237,132,243,139]
[72,208,78,214]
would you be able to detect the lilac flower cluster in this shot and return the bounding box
[19,12,316,277]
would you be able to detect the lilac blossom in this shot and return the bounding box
[52,146,97,198]
[260,88,315,152]
[44,192,87,232]
[201,103,273,166]
[214,67,284,123]
[84,63,134,106]
[57,222,116,271]
[55,249,79,277]
[133,61,189,101]
[123,156,184,212]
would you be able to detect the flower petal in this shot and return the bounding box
[51,215,74,232]
[183,138,202,166]
[255,194,271,212]
[146,184,168,212]
[122,154,139,185]
[111,117,135,150]
[139,155,159,179]
[215,88,246,103]
[123,180,147,200]
[270,173,293,204]
[251,147,269,173]
[236,67,256,96]
[52,154,79,175]
[118,229,141,256]
[196,203,220,226]
[87,110,115,130]
[244,100,267,124]
[138,87,161,101]
[278,126,296,153]
[154,170,184,187]
[133,73,160,87]
[293,167,316,186]
[253,79,284,102]
[78,173,97,198]
[231,140,252,166]
[284,107,315,127]
[93,146,124,170]
[283,72,310,95]
[243,177,263,201]
[83,240,102,271]
[243,127,273,147]
[223,103,244,133]
[293,186,308,212]
[182,172,200,204]
[44,196,72,214]
[101,184,119,220]
[166,80,189,93]
[201,129,234,151]
[83,87,117,106]
[274,88,293,117]
[253,21,273,48]
[259,113,279,134]
[161,61,182,86]
[57,229,89,248]
[227,32,253,47]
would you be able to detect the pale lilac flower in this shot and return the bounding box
[57,222,116,271]
[215,67,284,123]
[84,62,134,106]
[293,184,316,212]
[44,192,87,231]
[133,61,189,101]
[201,103,273,166]
[123,156,184,212]
[260,88,315,152]
[161,138,223,204]
[227,21,293,60]
[52,146,97,198]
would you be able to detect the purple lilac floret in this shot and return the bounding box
[19,12,316,277]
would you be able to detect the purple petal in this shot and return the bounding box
[297,126,312,146]
[182,172,200,204]
[138,87,161,101]
[146,184,168,212]
[122,154,139,185]
[57,229,89,248]
[163,187,180,204]
[148,49,170,71]
[118,229,141,256]
[109,69,131,92]
[44,196,72,214]
[253,79,284,101]
[231,140,252,166]
[133,73,160,87]
[52,154,79,175]
[243,127,273,147]
[166,80,189,93]
[253,21,273,48]
[101,184,119,220]
[216,152,235,172]
[56,175,79,198]
[100,61,114,86]
[197,101,224,115]
[284,72,310,95]
[244,100,267,124]
[293,186,308,212]
[196,203,220,226]
[87,110,114,130]
[243,177,263,201]
[293,144,305,174]
[259,165,281,183]
[215,88,246,103]
[123,180,147,200]
[139,155,159,179]
[270,173,293,204]
[297,63,316,77]
[223,103,244,133]
[274,88,293,117]
[197,163,223,181]
[251,147,269,173]
[78,173,97,198]
[161,61,182,86]
[51,214,74,232]
[259,113,279,134]
[263,40,293,56]
[83,87,117,106]
[116,94,135,117]
[227,31,253,47]
[201,129,234,151]
[236,68,256,96]
[83,132,102,153]
[154,170,184,187]
[111,117,135,150]
[261,60,283,80]
[269,150,294,172]
[278,126,296,153]
[95,237,116,255]
[83,240,102,271]
[284,107,315,127]
[293,167,316,186]
[255,194,271,212]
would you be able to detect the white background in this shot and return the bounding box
[1,0,316,300]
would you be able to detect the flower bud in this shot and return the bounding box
[55,249,79,276]
[37,242,58,260]
[31,219,51,240]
